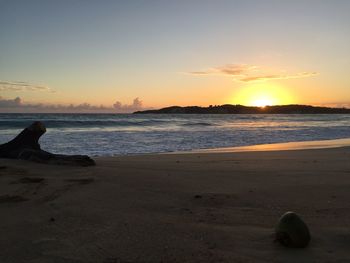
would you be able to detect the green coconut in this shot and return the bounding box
[275,211,311,248]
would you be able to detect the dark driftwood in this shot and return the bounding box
[0,121,95,166]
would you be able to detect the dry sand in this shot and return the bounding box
[0,147,349,262]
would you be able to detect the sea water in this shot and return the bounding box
[0,114,349,156]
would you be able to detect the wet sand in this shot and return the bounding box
[0,147,349,262]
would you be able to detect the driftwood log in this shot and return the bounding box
[0,121,95,166]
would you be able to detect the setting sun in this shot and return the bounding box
[251,97,274,107]
[232,84,294,107]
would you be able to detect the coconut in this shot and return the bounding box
[275,211,311,248]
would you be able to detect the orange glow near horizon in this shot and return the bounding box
[232,84,295,107]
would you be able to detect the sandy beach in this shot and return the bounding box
[0,147,349,262]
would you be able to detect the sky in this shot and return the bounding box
[0,0,349,112]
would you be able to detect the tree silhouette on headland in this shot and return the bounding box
[134,104,350,114]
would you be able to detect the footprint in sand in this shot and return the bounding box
[64,178,95,184]
[192,192,238,207]
[0,166,8,176]
[41,178,95,202]
[19,177,45,184]
[0,195,28,203]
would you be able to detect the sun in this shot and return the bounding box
[251,97,274,107]
[232,84,294,107]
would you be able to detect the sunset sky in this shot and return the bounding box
[0,0,349,112]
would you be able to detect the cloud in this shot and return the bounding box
[217,64,259,76]
[189,64,257,76]
[188,64,318,82]
[113,97,143,112]
[0,97,147,113]
[0,81,55,93]
[240,72,319,82]
[0,96,22,107]
[317,102,350,109]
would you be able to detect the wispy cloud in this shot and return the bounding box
[217,64,259,76]
[188,64,318,82]
[0,81,55,92]
[0,97,147,113]
[189,64,257,76]
[240,72,319,82]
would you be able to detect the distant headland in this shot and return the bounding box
[134,104,350,114]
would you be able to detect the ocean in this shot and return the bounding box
[0,113,350,156]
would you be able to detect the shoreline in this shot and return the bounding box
[163,137,350,155]
[92,138,350,158]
